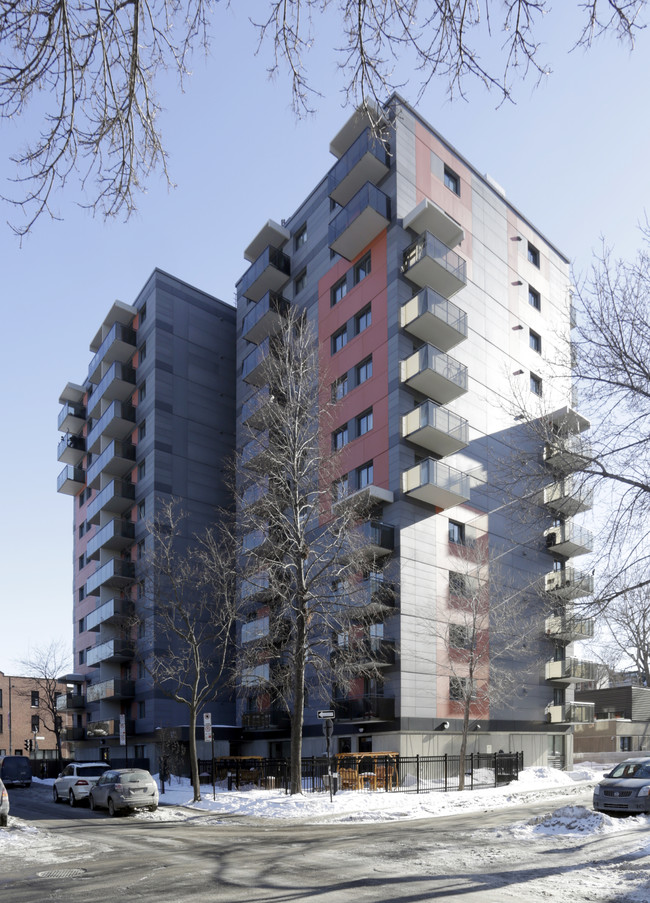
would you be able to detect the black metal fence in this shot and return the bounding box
[197,752,523,795]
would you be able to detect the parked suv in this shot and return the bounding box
[53,762,110,806]
[89,768,158,816]
[593,757,650,814]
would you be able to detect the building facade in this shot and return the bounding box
[574,687,650,760]
[56,270,237,765]
[0,671,67,759]
[235,96,595,768]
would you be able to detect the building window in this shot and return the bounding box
[356,408,373,436]
[138,701,146,719]
[357,461,374,488]
[332,475,349,502]
[529,330,542,354]
[294,269,307,294]
[138,539,146,560]
[31,691,39,708]
[449,676,470,701]
[356,356,373,385]
[620,736,632,752]
[331,277,347,306]
[138,420,146,441]
[331,374,349,402]
[331,327,348,354]
[354,252,371,285]
[137,580,145,600]
[138,459,146,480]
[78,554,85,572]
[449,623,471,649]
[444,166,460,196]
[355,305,371,335]
[527,242,540,267]
[528,286,541,310]
[332,425,349,451]
[78,586,85,603]
[139,381,147,402]
[0,714,3,733]
[78,522,85,539]
[138,618,146,637]
[78,617,85,634]
[0,689,3,707]
[78,649,85,665]
[448,520,465,545]
[530,373,543,396]
[294,224,307,250]
[138,660,145,679]
[138,341,147,363]
[139,302,147,324]
[31,715,39,732]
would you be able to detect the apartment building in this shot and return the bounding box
[56,270,237,764]
[235,96,595,768]
[0,671,67,759]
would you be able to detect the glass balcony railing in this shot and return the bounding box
[400,344,468,405]
[86,597,133,631]
[85,558,135,596]
[328,183,391,261]
[58,401,86,433]
[86,439,136,487]
[402,231,467,297]
[242,292,289,344]
[402,458,471,510]
[86,679,135,703]
[86,718,136,737]
[88,322,137,383]
[358,520,395,553]
[86,479,135,524]
[401,401,469,457]
[333,694,395,721]
[242,338,273,386]
[400,286,468,351]
[85,517,135,560]
[87,361,136,418]
[239,246,291,302]
[86,400,136,453]
[86,638,133,666]
[544,568,594,598]
[57,434,85,464]
[545,521,593,557]
[57,464,85,495]
[56,693,86,711]
[328,127,389,206]
[545,657,598,682]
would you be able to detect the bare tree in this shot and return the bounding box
[17,640,71,762]
[238,310,391,794]
[588,582,650,686]
[1,0,644,233]
[142,500,236,801]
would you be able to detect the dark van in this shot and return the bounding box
[0,756,32,787]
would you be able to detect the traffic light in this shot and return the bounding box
[24,739,28,751]
[29,739,33,752]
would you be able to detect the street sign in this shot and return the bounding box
[317,710,335,719]
[203,712,212,742]
[119,713,126,746]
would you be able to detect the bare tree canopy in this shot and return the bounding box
[17,640,71,761]
[589,581,650,686]
[0,0,645,234]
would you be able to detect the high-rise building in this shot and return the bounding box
[235,96,594,767]
[56,270,237,764]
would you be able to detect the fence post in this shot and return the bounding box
[416,754,420,794]
[493,752,497,787]
[470,752,473,790]
[444,753,448,792]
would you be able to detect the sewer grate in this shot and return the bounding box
[38,868,87,879]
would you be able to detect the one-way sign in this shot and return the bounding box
[317,710,335,719]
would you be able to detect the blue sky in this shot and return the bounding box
[1,3,649,671]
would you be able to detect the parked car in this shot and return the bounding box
[53,762,110,806]
[0,778,9,826]
[0,755,32,788]
[89,768,158,816]
[593,757,650,814]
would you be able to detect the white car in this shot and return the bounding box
[53,762,111,806]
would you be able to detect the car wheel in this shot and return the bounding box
[89,795,96,811]
[53,786,60,803]
[108,798,117,817]
[148,805,158,812]
[69,790,76,807]
[0,814,7,827]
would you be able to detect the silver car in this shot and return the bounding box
[593,757,650,814]
[89,768,158,816]
[0,777,9,827]
[53,762,110,806]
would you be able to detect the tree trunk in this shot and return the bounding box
[458,700,471,792]
[290,601,307,795]
[188,705,201,801]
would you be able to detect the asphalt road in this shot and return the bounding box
[2,780,641,903]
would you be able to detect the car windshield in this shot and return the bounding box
[609,763,650,779]
[78,766,109,777]
[119,772,150,783]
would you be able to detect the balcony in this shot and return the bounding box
[546,702,595,724]
[544,568,594,599]
[242,386,272,429]
[545,612,595,642]
[87,361,136,419]
[328,183,391,261]
[61,727,86,742]
[355,579,398,621]
[239,246,291,303]
[86,439,136,489]
[545,657,598,683]
[241,433,269,470]
[240,572,272,601]
[328,127,389,207]
[56,693,86,712]
[358,520,395,556]
[333,694,395,722]
[58,401,86,434]
[241,709,291,731]
[544,479,593,517]
[333,484,394,514]
[88,322,137,384]
[85,558,135,596]
[86,479,135,525]
[545,521,593,558]
[543,439,591,474]
[400,344,468,405]
[402,232,467,297]
[57,434,86,466]
[86,718,136,738]
[332,638,397,669]
[401,401,469,457]
[86,638,133,667]
[242,292,290,345]
[57,464,85,496]
[400,287,468,352]
[402,197,465,250]
[242,339,274,387]
[86,518,135,561]
[86,597,133,631]
[86,679,135,703]
[86,400,136,454]
[402,458,470,510]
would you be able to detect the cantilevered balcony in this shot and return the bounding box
[86,439,136,489]
[543,479,594,517]
[358,520,395,556]
[56,693,86,712]
[57,465,85,496]
[86,479,135,525]
[544,568,594,599]
[545,612,595,643]
[86,678,135,703]
[402,232,467,298]
[333,694,395,722]
[86,638,133,667]
[86,597,133,631]
[400,288,468,352]
[87,361,136,420]
[239,246,291,303]
[545,521,593,558]
[545,657,598,683]
[543,438,591,474]
[88,323,137,384]
[242,387,272,429]
[241,433,269,471]
[241,709,291,731]
[86,401,136,454]
[401,401,469,457]
[328,183,391,261]
[58,401,86,434]
[242,339,274,386]
[85,518,135,561]
[57,434,85,466]
[86,718,136,738]
[328,127,389,207]
[60,727,86,742]
[331,637,397,669]
[400,344,468,405]
[85,558,135,596]
[402,458,470,510]
[402,198,465,250]
[242,292,290,345]
[546,701,595,724]
[333,483,394,514]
